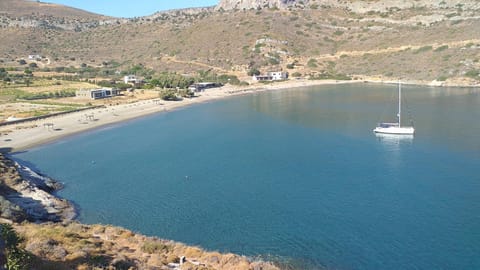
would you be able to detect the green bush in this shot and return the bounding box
[247,68,260,76]
[292,72,302,77]
[310,72,351,80]
[307,59,318,68]
[434,45,449,52]
[159,89,179,101]
[465,70,479,78]
[414,46,433,54]
[0,224,32,270]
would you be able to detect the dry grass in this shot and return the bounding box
[13,222,279,270]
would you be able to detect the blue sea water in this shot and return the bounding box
[13,83,480,269]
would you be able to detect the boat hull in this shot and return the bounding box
[373,126,415,135]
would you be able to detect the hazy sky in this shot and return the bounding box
[45,0,219,18]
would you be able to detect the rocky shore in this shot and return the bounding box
[0,153,75,223]
[0,153,279,269]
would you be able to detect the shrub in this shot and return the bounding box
[465,70,479,78]
[307,59,318,68]
[434,45,449,52]
[247,68,260,76]
[141,240,169,254]
[159,89,179,101]
[292,72,302,77]
[414,46,433,54]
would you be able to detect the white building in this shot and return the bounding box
[253,71,288,81]
[270,71,288,80]
[28,54,41,60]
[76,88,119,99]
[124,75,138,84]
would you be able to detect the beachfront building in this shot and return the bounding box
[188,82,222,92]
[76,88,119,99]
[253,71,288,81]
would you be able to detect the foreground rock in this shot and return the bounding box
[0,153,75,222]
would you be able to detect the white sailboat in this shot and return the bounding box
[373,82,415,135]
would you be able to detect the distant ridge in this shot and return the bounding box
[0,0,108,19]
[216,0,480,12]
[216,0,306,10]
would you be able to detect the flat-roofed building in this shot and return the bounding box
[76,88,119,99]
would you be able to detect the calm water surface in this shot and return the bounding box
[14,83,480,269]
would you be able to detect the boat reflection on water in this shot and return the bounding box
[375,133,413,168]
[375,132,414,142]
[375,132,414,149]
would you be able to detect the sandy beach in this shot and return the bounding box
[0,79,359,152]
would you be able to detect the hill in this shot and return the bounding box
[0,0,107,18]
[0,0,479,85]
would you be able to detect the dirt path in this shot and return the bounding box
[162,56,228,73]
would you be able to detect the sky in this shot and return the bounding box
[45,0,219,18]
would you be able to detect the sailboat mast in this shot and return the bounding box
[398,82,402,127]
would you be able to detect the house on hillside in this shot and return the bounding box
[76,88,120,99]
[124,75,138,84]
[253,71,288,81]
[28,54,41,60]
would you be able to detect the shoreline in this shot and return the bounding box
[0,77,478,153]
[0,79,355,152]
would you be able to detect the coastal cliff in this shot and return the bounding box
[0,154,279,269]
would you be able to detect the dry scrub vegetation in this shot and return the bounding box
[13,222,278,270]
[0,2,479,84]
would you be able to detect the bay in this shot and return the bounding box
[14,83,480,269]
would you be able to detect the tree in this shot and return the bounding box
[159,89,179,101]
[0,67,8,79]
[247,68,260,76]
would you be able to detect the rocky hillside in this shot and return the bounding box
[0,0,479,85]
[217,0,480,12]
[0,0,120,31]
[216,0,306,10]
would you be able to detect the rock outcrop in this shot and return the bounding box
[216,0,307,10]
[216,0,480,12]
[0,154,75,223]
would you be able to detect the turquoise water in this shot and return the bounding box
[14,83,480,269]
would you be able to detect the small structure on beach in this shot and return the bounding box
[253,71,288,81]
[76,88,119,100]
[188,82,222,92]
